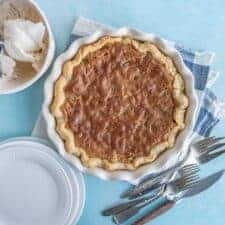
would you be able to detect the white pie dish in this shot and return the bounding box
[0,0,55,95]
[43,28,198,184]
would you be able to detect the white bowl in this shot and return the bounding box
[43,28,198,184]
[0,0,55,95]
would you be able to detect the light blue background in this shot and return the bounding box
[1,1,225,224]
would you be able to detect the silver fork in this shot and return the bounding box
[112,172,200,224]
[122,136,225,199]
[192,136,225,156]
[198,149,225,164]
[102,164,199,217]
[121,164,199,200]
[194,137,225,164]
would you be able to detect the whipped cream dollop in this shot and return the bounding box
[3,19,46,72]
[0,53,16,79]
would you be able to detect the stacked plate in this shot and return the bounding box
[0,137,85,225]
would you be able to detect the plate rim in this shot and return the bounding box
[0,137,86,225]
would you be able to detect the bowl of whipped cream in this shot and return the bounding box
[0,0,55,94]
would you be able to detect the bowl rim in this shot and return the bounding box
[43,27,198,184]
[0,0,55,95]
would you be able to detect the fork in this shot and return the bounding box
[121,164,199,200]
[192,136,225,156]
[193,137,225,163]
[198,149,225,164]
[112,172,200,224]
[121,136,225,199]
[102,165,199,217]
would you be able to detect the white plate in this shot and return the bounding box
[0,137,85,225]
[43,28,198,184]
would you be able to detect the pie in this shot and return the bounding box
[51,36,188,170]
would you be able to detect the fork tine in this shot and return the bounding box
[197,137,225,151]
[213,137,225,142]
[197,140,216,150]
[174,173,199,188]
[210,149,225,158]
[204,142,225,153]
[205,137,225,147]
[183,181,200,190]
[182,169,199,176]
[184,166,199,172]
[196,136,215,147]
[180,176,200,191]
[182,165,200,173]
[181,164,200,176]
[182,164,198,169]
[184,173,199,180]
[199,149,225,164]
[182,170,199,180]
[169,170,200,194]
[181,164,199,171]
[185,175,200,182]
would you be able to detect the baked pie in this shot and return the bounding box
[51,36,188,170]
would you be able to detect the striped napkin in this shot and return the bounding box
[32,17,225,177]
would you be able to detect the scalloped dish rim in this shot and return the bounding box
[42,28,198,184]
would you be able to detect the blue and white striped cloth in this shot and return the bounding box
[70,17,225,139]
[174,44,223,137]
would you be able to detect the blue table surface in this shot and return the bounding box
[1,1,225,224]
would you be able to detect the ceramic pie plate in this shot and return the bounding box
[43,28,198,184]
[0,137,85,225]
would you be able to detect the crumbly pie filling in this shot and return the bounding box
[51,36,188,170]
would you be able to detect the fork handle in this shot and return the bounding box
[132,200,175,225]
[102,197,147,216]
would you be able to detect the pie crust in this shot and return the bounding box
[50,36,188,171]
